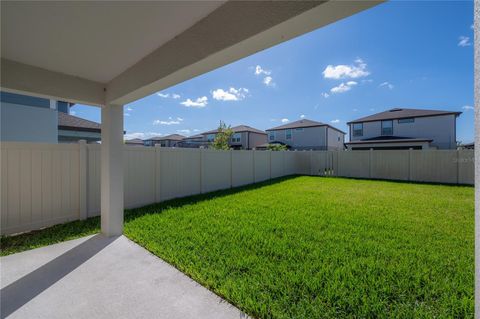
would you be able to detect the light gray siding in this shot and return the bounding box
[247,132,267,149]
[327,127,345,150]
[349,114,457,149]
[1,102,58,143]
[269,126,344,150]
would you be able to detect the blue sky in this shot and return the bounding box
[72,1,474,143]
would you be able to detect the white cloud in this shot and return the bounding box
[330,81,357,94]
[124,113,130,117]
[70,111,76,115]
[281,118,289,123]
[211,87,249,101]
[462,105,474,111]
[323,59,370,79]
[352,108,359,112]
[255,65,271,76]
[330,119,340,124]
[263,76,275,87]
[124,132,163,140]
[458,36,472,47]
[153,117,184,125]
[180,96,208,108]
[157,92,181,99]
[176,129,191,135]
[125,106,133,111]
[300,114,306,119]
[321,92,330,98]
[379,81,394,89]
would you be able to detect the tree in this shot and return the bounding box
[211,121,234,150]
[267,143,288,151]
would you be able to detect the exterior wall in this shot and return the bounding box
[346,141,430,150]
[1,102,58,143]
[269,126,327,150]
[326,127,345,150]
[350,115,457,149]
[247,132,267,149]
[58,129,101,143]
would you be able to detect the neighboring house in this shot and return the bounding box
[266,119,345,150]
[459,142,474,150]
[1,91,101,143]
[125,138,145,146]
[201,125,267,150]
[58,112,101,143]
[144,134,186,147]
[345,108,462,150]
[178,134,208,148]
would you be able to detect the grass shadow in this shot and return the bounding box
[1,175,299,256]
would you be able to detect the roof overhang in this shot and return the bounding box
[1,1,383,107]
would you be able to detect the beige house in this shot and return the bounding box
[266,119,345,150]
[201,125,267,150]
[345,108,462,150]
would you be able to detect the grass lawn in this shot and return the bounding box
[1,176,474,318]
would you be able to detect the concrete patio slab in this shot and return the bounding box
[0,234,249,319]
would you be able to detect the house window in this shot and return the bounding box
[268,131,275,141]
[381,120,393,135]
[398,118,414,124]
[285,129,292,140]
[231,133,241,143]
[207,134,215,142]
[352,123,363,137]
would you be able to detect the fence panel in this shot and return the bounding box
[410,150,458,184]
[253,151,270,182]
[271,151,284,178]
[124,146,156,208]
[284,151,297,175]
[202,150,231,193]
[1,143,81,234]
[337,151,370,178]
[232,151,255,187]
[370,150,410,181]
[458,150,474,185]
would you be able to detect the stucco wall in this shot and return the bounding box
[327,127,345,150]
[1,102,58,143]
[350,115,457,149]
[248,132,267,149]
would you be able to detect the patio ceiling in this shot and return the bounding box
[1,0,382,106]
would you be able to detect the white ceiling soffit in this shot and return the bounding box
[1,1,226,83]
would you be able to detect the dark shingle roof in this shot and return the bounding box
[266,119,346,134]
[147,134,186,141]
[125,138,144,145]
[202,125,266,135]
[58,112,101,132]
[347,108,461,124]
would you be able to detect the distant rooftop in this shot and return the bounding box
[267,119,346,134]
[58,112,101,132]
[146,134,186,141]
[347,108,462,124]
[202,125,266,135]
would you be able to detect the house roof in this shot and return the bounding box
[146,134,186,141]
[345,136,433,145]
[125,138,144,144]
[266,119,346,134]
[58,112,101,132]
[202,125,266,135]
[347,108,462,124]
[183,134,204,140]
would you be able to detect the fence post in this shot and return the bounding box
[269,150,272,179]
[408,148,413,181]
[155,145,161,202]
[252,150,256,182]
[230,149,233,188]
[456,149,460,185]
[200,148,205,193]
[369,148,373,179]
[78,140,88,220]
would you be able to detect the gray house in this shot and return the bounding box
[201,125,267,150]
[1,91,101,143]
[345,108,462,150]
[266,119,345,150]
[144,134,186,147]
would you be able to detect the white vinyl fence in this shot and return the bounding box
[0,142,474,235]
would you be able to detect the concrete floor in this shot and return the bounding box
[0,235,249,319]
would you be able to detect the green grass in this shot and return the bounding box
[1,177,474,318]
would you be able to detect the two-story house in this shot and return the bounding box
[144,134,186,147]
[1,91,101,143]
[345,108,462,150]
[201,125,267,150]
[265,119,345,150]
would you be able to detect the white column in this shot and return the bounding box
[101,104,124,236]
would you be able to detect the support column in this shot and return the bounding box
[101,104,124,236]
